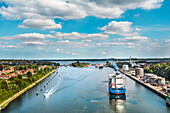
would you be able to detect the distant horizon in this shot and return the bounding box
[0,57,170,61]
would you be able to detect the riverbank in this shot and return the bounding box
[119,70,167,99]
[0,69,56,110]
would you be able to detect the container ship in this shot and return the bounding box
[108,72,126,95]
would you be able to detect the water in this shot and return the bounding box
[1,66,170,113]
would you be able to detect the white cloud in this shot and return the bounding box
[99,21,134,36]
[104,42,134,46]
[125,36,148,40]
[1,33,55,41]
[55,32,108,40]
[22,41,46,45]
[56,40,88,48]
[18,19,62,30]
[0,0,163,21]
[0,0,87,20]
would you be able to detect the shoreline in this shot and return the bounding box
[0,69,56,110]
[119,70,167,99]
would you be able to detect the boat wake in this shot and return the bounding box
[45,68,96,97]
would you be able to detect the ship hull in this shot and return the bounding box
[109,88,126,95]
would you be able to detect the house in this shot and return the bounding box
[0,73,16,79]
[0,75,10,79]
[27,69,34,74]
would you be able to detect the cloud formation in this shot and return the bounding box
[18,19,62,30]
[1,33,55,41]
[0,0,163,20]
[55,32,108,40]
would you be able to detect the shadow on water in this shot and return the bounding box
[109,95,126,113]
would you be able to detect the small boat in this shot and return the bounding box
[40,89,42,91]
[99,64,103,69]
[44,90,49,97]
[166,93,170,106]
[95,64,98,68]
[36,91,38,95]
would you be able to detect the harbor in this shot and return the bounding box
[119,69,167,98]
[1,66,170,113]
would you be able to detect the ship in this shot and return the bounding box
[166,93,170,106]
[108,72,126,95]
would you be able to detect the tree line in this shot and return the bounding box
[0,65,57,102]
[144,62,170,80]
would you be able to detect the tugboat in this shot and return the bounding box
[99,64,103,69]
[108,72,126,95]
[166,93,170,106]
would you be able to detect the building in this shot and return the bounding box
[0,73,16,79]
[157,77,165,86]
[27,69,34,74]
[135,68,144,78]
[144,73,165,86]
[122,65,129,71]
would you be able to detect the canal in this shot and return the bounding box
[2,66,170,113]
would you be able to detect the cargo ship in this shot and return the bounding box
[108,72,126,95]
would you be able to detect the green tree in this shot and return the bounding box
[27,71,32,77]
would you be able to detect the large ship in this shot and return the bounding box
[108,72,126,95]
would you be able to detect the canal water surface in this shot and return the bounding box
[2,66,170,113]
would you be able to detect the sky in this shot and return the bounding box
[0,0,170,59]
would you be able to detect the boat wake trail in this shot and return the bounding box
[47,77,61,96]
[46,68,96,96]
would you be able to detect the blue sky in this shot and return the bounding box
[0,0,170,59]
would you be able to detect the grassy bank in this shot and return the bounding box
[0,69,56,110]
[71,62,91,67]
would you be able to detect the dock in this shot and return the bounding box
[119,70,167,99]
